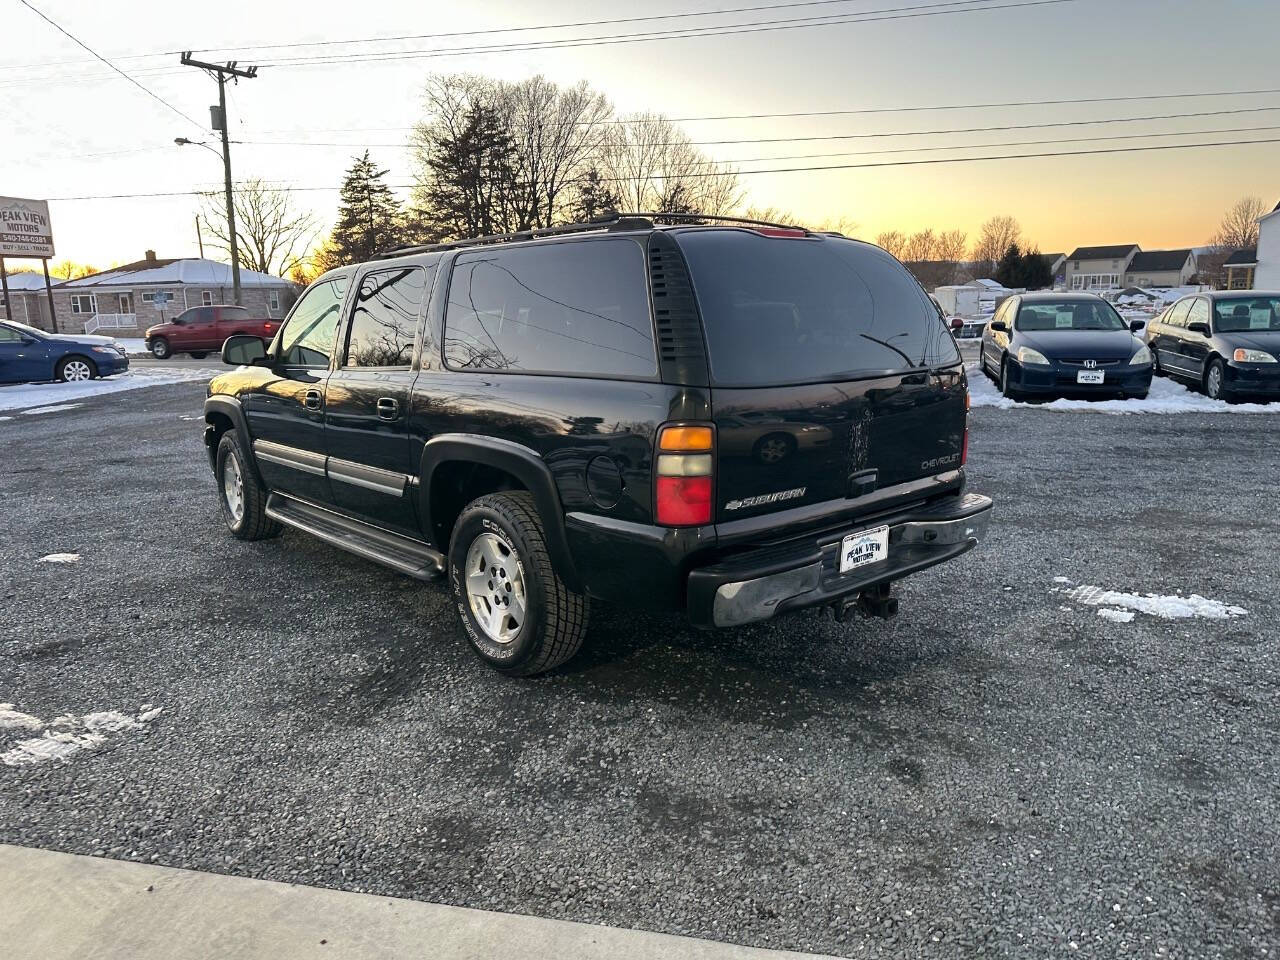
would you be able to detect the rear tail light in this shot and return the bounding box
[655,424,714,526]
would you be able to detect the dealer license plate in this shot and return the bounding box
[840,525,890,574]
[1077,369,1105,385]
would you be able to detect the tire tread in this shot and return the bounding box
[218,433,283,541]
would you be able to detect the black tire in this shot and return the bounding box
[215,432,282,541]
[1204,357,1233,402]
[999,358,1021,400]
[189,351,209,359]
[448,491,588,676]
[149,337,171,359]
[1150,349,1162,377]
[55,355,97,382]
[752,432,796,465]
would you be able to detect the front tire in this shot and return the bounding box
[149,337,171,359]
[999,358,1021,400]
[56,355,96,382]
[448,491,588,676]
[215,432,282,541]
[1205,358,1233,402]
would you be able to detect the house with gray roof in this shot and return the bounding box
[1065,244,1140,291]
[1124,249,1196,288]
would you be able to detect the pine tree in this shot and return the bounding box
[1019,246,1054,290]
[567,168,621,223]
[412,104,520,242]
[994,242,1024,288]
[320,151,402,269]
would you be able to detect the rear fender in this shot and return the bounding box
[419,434,581,592]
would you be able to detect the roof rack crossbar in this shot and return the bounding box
[374,210,822,259]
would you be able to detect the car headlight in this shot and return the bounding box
[1130,344,1152,365]
[1234,348,1277,363]
[1016,346,1050,365]
[91,345,120,355]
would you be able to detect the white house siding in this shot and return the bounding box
[1257,212,1280,289]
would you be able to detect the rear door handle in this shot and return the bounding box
[376,397,400,420]
[304,389,323,411]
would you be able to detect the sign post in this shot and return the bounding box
[0,196,57,330]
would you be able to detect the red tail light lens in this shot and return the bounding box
[655,424,714,526]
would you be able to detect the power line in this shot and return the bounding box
[225,104,1280,150]
[13,0,204,130]
[257,0,1081,67]
[42,135,1280,201]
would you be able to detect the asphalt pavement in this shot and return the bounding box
[1,381,1278,958]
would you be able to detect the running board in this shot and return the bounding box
[265,493,446,581]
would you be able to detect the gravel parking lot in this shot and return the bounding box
[2,381,1278,958]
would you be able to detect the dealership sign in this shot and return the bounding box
[0,196,55,258]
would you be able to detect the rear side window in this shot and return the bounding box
[1166,299,1192,327]
[677,230,959,387]
[344,266,431,368]
[443,239,656,377]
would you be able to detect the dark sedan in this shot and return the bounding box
[1145,292,1280,401]
[978,293,1152,400]
[0,320,129,384]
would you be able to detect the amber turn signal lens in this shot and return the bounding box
[659,425,713,451]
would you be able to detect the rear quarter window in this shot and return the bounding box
[442,238,657,378]
[676,230,959,387]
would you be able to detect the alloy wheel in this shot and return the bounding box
[758,437,790,464]
[464,532,527,644]
[1207,364,1223,400]
[222,451,245,525]
[63,360,92,381]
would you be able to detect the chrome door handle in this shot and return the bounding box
[304,390,322,411]
[376,397,399,421]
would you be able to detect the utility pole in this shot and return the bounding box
[194,215,205,258]
[180,53,257,306]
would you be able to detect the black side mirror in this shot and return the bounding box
[990,320,1009,333]
[222,334,267,366]
[1186,321,1211,337]
[1129,319,1146,333]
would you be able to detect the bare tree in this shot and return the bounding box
[936,229,968,265]
[200,178,318,277]
[600,112,741,217]
[971,215,1022,274]
[902,229,937,263]
[875,230,908,259]
[1210,195,1266,250]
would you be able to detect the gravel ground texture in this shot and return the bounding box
[1,381,1278,958]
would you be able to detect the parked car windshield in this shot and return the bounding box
[1016,300,1126,332]
[677,230,958,387]
[1214,296,1280,332]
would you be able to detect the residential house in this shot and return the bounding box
[1065,244,1140,291]
[1124,249,1196,288]
[1039,252,1066,285]
[0,270,56,329]
[1256,201,1280,289]
[1223,249,1257,290]
[52,251,298,335]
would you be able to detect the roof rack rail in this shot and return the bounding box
[374,210,819,259]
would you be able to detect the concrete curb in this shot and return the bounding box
[0,844,837,960]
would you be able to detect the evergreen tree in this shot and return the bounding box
[567,167,621,223]
[994,242,1024,288]
[321,151,402,268]
[1019,246,1054,290]
[412,104,520,242]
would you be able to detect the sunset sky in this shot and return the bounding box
[2,0,1278,271]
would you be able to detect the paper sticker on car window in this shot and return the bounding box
[1250,308,1272,330]
[1055,311,1074,328]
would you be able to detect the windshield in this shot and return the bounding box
[1,320,45,337]
[1214,296,1280,332]
[677,230,959,387]
[1016,300,1126,332]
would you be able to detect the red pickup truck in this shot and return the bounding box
[145,306,281,359]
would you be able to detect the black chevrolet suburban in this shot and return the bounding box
[203,214,992,675]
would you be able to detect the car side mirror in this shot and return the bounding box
[990,320,1009,333]
[1187,321,1211,336]
[1129,319,1146,333]
[222,334,267,366]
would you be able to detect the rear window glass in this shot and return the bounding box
[443,239,656,377]
[676,230,959,387]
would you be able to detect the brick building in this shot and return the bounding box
[49,251,298,335]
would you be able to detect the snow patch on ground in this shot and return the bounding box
[1066,584,1247,620]
[1053,576,1073,584]
[0,366,220,412]
[1,704,162,767]
[1097,608,1136,624]
[21,403,82,415]
[37,553,80,564]
[968,366,1280,415]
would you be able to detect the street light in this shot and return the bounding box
[175,137,241,302]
